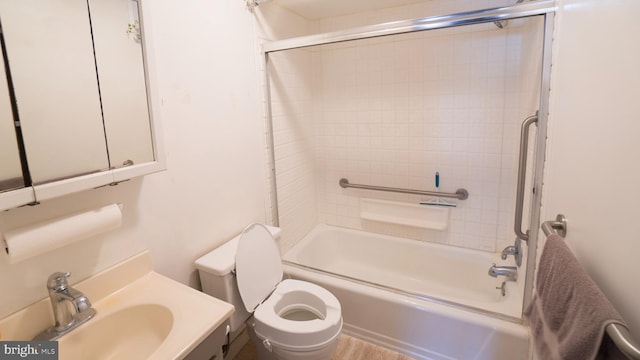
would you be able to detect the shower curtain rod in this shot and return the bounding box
[262,0,556,53]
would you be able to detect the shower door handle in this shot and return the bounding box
[514,112,538,242]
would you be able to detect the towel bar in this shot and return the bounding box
[541,214,567,237]
[607,325,640,360]
[541,214,640,359]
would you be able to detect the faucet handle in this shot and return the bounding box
[47,272,71,290]
[500,238,523,267]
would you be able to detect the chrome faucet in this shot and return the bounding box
[488,263,518,282]
[501,245,517,259]
[500,237,523,267]
[33,272,96,341]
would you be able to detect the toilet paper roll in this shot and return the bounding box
[3,204,123,263]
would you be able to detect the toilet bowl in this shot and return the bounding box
[195,224,342,360]
[253,279,342,353]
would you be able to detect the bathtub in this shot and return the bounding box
[282,224,529,360]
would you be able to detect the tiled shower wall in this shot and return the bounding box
[267,3,543,253]
[269,48,319,252]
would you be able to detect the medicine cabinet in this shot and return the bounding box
[0,0,164,211]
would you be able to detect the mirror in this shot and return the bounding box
[0,0,154,187]
[89,0,154,168]
[1,0,110,184]
[0,38,24,192]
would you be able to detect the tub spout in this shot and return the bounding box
[488,263,518,281]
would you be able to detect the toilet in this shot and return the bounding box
[195,224,342,360]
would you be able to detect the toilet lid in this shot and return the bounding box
[235,224,283,313]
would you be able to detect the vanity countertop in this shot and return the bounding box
[0,251,234,359]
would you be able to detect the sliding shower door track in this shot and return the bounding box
[262,0,556,53]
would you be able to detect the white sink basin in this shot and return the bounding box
[0,251,234,360]
[59,304,173,360]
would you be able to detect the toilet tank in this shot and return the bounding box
[195,225,281,332]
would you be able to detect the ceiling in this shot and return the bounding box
[271,0,428,20]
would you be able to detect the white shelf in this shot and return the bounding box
[360,198,450,230]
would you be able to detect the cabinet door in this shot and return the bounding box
[0,31,24,192]
[0,0,109,184]
[90,0,154,169]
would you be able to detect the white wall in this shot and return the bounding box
[0,0,267,319]
[542,0,640,342]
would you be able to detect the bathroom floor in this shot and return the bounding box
[233,334,416,360]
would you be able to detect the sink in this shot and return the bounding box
[58,304,173,360]
[0,251,235,360]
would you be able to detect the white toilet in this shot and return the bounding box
[195,224,343,360]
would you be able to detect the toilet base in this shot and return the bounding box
[247,323,340,360]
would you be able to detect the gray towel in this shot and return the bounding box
[524,234,628,360]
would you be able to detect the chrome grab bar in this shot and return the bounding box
[339,178,469,200]
[541,214,640,360]
[514,113,538,242]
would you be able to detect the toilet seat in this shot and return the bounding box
[235,224,342,351]
[253,279,343,350]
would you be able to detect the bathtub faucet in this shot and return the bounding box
[488,263,518,282]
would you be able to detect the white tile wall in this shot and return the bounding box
[254,5,318,252]
[267,1,544,253]
[269,48,320,252]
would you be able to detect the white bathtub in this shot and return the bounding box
[282,224,530,360]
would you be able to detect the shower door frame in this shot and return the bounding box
[261,0,556,317]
